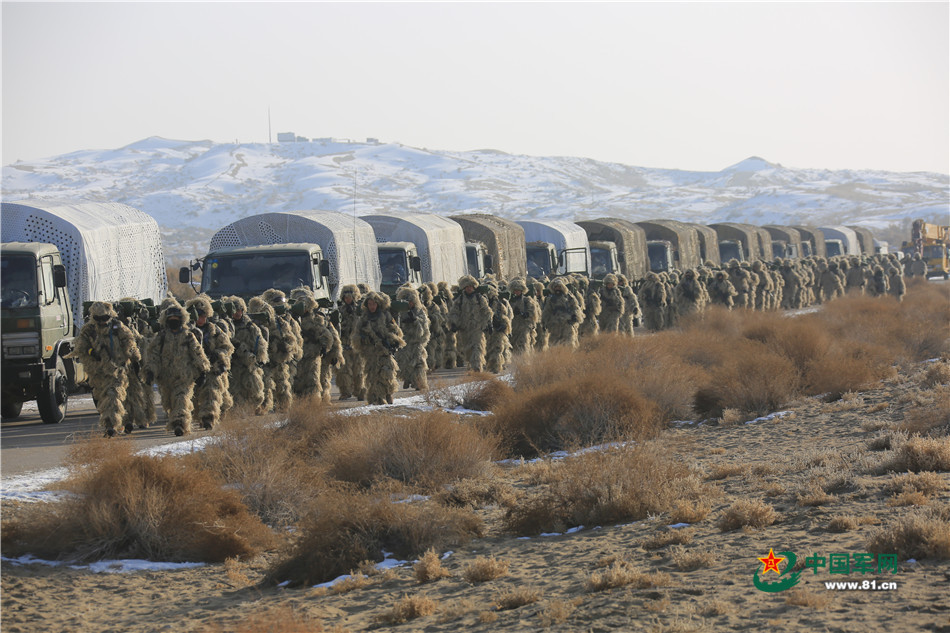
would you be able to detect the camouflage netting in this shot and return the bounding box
[208,211,381,300]
[1,199,167,328]
[450,214,527,280]
[689,223,722,267]
[790,225,827,258]
[818,225,861,257]
[517,220,592,276]
[709,222,766,262]
[362,213,467,284]
[577,218,648,280]
[636,219,702,270]
[764,226,804,259]
[846,225,876,256]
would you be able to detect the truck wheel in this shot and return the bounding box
[37,357,68,424]
[1,400,23,420]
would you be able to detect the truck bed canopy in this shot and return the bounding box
[209,211,382,299]
[516,220,591,276]
[1,199,167,327]
[634,220,702,270]
[362,213,467,285]
[449,214,527,281]
[790,225,827,258]
[576,218,648,280]
[709,223,766,262]
[687,223,721,267]
[818,226,861,257]
[846,226,876,256]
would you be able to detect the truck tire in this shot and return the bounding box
[37,357,68,424]
[1,399,23,420]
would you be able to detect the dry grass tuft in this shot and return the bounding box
[586,561,670,592]
[669,546,715,571]
[641,529,695,550]
[717,499,779,532]
[413,548,452,583]
[669,500,712,524]
[494,587,542,610]
[922,361,950,388]
[705,464,747,480]
[866,505,950,560]
[201,606,341,633]
[379,594,437,625]
[884,436,950,472]
[330,573,371,594]
[504,445,710,536]
[539,598,581,626]
[827,515,860,532]
[784,588,831,609]
[425,372,514,412]
[435,477,519,509]
[2,438,274,563]
[266,490,481,587]
[462,555,510,583]
[896,385,950,436]
[884,471,947,497]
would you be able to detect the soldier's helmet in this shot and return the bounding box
[728,259,740,268]
[185,295,213,319]
[682,269,695,280]
[716,271,726,280]
[227,295,248,315]
[159,298,190,328]
[437,280,454,300]
[247,296,276,324]
[357,283,371,294]
[363,291,391,311]
[646,272,660,282]
[752,260,763,271]
[262,288,288,307]
[340,284,362,303]
[458,275,479,292]
[602,273,618,287]
[418,283,433,303]
[508,278,528,293]
[549,277,567,294]
[89,301,117,325]
[396,285,420,306]
[873,265,885,275]
[290,286,314,302]
[617,273,629,287]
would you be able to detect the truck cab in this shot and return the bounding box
[525,241,590,278]
[824,240,844,258]
[718,240,746,263]
[1,242,77,423]
[183,243,332,301]
[647,240,674,273]
[464,242,494,279]
[376,242,422,296]
[771,241,800,259]
[588,240,621,279]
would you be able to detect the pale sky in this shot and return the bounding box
[2,2,948,174]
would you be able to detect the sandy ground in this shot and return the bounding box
[2,363,949,633]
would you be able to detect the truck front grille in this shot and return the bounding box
[2,332,41,360]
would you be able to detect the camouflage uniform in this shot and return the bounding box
[67,301,141,436]
[248,297,287,412]
[420,283,446,371]
[396,286,430,390]
[225,296,269,414]
[186,296,234,430]
[637,272,667,330]
[617,274,640,336]
[541,277,583,348]
[356,291,405,405]
[751,261,773,311]
[318,317,344,404]
[448,275,492,372]
[673,269,708,320]
[530,278,550,350]
[437,281,461,369]
[116,299,156,430]
[578,277,601,338]
[868,265,889,297]
[727,260,753,309]
[263,289,304,399]
[508,278,540,353]
[846,258,867,294]
[818,261,845,303]
[888,268,906,302]
[335,285,366,400]
[708,271,737,309]
[597,274,625,333]
[290,288,338,402]
[484,282,513,373]
[144,300,210,436]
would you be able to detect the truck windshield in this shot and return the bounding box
[1,255,38,309]
[465,246,480,278]
[647,243,669,273]
[825,242,842,257]
[378,249,409,286]
[201,252,314,297]
[924,245,947,259]
[526,246,551,277]
[771,243,785,258]
[590,247,610,278]
[719,242,743,263]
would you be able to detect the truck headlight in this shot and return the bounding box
[2,332,42,360]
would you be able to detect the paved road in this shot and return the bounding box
[1,367,472,479]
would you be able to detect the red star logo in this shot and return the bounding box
[758,549,785,575]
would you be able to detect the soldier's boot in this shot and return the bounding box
[102,416,118,438]
[124,420,134,435]
[358,389,367,401]
[403,380,410,389]
[386,394,394,405]
[172,418,186,437]
[201,415,214,430]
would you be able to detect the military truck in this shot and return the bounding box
[516,220,591,278]
[576,218,649,281]
[902,219,949,279]
[709,223,767,262]
[634,220,702,272]
[185,211,381,301]
[362,213,467,295]
[789,225,826,258]
[1,200,167,423]
[449,214,527,281]
[764,225,804,259]
[818,226,861,258]
[846,226,877,257]
[688,223,722,267]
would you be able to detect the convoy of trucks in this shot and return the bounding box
[1,200,167,423]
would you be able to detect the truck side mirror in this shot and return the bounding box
[410,256,422,272]
[53,264,67,288]
[179,267,191,284]
[319,260,331,278]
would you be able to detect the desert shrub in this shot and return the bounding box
[897,385,950,436]
[640,529,695,550]
[922,362,950,388]
[827,515,860,532]
[716,499,778,532]
[586,562,670,592]
[669,546,715,571]
[494,587,542,610]
[784,588,831,609]
[379,594,437,624]
[866,505,950,560]
[2,438,274,563]
[414,548,452,583]
[488,375,662,457]
[693,339,799,418]
[885,436,950,472]
[267,490,482,587]
[669,500,712,524]
[202,606,339,633]
[462,555,509,582]
[504,444,709,536]
[425,372,514,411]
[319,411,497,489]
[884,471,947,497]
[540,599,580,626]
[435,477,519,509]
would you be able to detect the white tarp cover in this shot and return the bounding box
[362,214,466,285]
[818,226,860,256]
[1,199,167,328]
[208,211,381,299]
[516,220,591,276]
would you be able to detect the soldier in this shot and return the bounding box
[335,284,366,401]
[727,260,753,309]
[888,267,906,302]
[508,277,540,353]
[751,261,773,311]
[617,273,640,336]
[708,270,737,309]
[597,273,625,333]
[356,291,405,405]
[144,300,210,436]
[868,265,889,297]
[818,261,845,303]
[578,277,601,338]
[909,253,928,278]
[186,295,234,430]
[290,287,339,402]
[396,285,430,390]
[637,272,667,330]
[116,298,156,431]
[448,275,493,372]
[249,295,292,412]
[438,281,461,369]
[263,289,304,392]
[225,296,269,414]
[529,277,550,351]
[846,257,867,294]
[67,301,141,436]
[484,281,513,373]
[541,277,583,348]
[317,310,344,404]
[420,283,446,371]
[673,268,708,321]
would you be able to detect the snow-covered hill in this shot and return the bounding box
[3,137,947,262]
